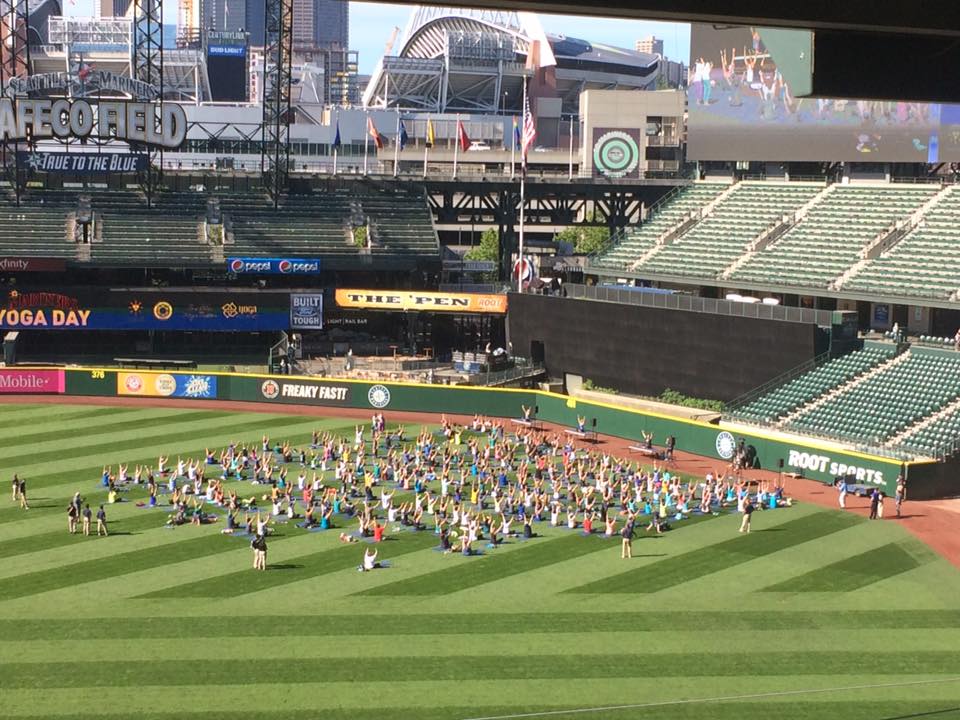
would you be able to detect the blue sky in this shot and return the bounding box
[64,0,690,74]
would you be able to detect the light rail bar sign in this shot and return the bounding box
[335,289,508,314]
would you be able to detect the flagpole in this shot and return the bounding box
[364,115,369,175]
[333,111,339,176]
[518,80,527,294]
[510,121,516,179]
[423,118,429,178]
[393,109,400,177]
[453,114,459,179]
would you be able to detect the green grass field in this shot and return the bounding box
[2,403,960,720]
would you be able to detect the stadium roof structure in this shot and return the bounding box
[362,4,660,114]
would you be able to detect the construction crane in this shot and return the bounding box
[384,26,400,56]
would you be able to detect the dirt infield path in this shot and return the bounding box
[3,394,957,568]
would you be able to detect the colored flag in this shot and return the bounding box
[521,95,537,166]
[425,118,435,148]
[457,120,470,152]
[367,117,383,150]
[399,119,408,150]
[332,120,341,148]
[513,116,521,150]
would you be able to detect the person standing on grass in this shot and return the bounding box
[67,502,79,534]
[251,533,267,570]
[82,504,92,536]
[869,488,880,520]
[17,477,28,510]
[620,516,635,559]
[739,497,754,534]
[11,473,20,502]
[96,505,108,536]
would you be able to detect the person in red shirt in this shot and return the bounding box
[373,520,385,543]
[583,513,593,535]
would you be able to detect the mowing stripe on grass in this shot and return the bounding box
[0,512,174,559]
[761,542,925,592]
[3,651,960,689]
[0,530,296,601]
[0,407,142,431]
[565,511,860,594]
[7,701,960,720]
[0,413,319,474]
[140,530,440,598]
[1,609,959,641]
[359,532,631,597]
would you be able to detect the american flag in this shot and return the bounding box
[521,95,536,168]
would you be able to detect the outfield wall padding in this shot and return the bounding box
[507,293,828,402]
[15,367,944,498]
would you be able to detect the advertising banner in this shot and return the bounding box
[227,258,321,275]
[117,372,218,398]
[290,293,323,329]
[0,368,65,394]
[335,289,508,314]
[19,152,147,174]
[0,289,291,330]
[0,257,67,272]
[257,377,351,406]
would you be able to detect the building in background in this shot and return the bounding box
[313,0,347,48]
[635,35,663,56]
[98,0,131,17]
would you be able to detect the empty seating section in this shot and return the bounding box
[91,191,212,266]
[635,183,821,278]
[735,345,893,424]
[845,188,960,299]
[0,192,74,258]
[358,189,438,257]
[225,189,438,259]
[786,349,960,444]
[594,183,727,268]
[899,411,960,457]
[731,185,937,288]
[223,193,351,257]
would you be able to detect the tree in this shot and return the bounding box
[464,228,500,282]
[465,227,500,263]
[554,213,610,255]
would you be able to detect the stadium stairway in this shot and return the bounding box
[719,183,835,280]
[728,184,939,290]
[833,184,957,294]
[776,350,910,430]
[785,347,960,446]
[887,394,960,454]
[631,182,822,279]
[592,182,728,270]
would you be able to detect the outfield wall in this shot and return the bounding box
[2,366,948,498]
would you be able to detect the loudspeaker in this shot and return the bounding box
[778,458,784,469]
[592,418,597,428]
[534,406,539,414]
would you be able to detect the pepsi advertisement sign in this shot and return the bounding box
[227,258,321,275]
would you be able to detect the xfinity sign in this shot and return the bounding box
[227,258,321,275]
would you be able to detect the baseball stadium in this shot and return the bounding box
[1,3,960,719]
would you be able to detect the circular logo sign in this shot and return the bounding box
[124,374,144,393]
[261,379,280,399]
[278,260,292,273]
[716,431,737,460]
[229,259,244,273]
[512,258,535,282]
[593,130,640,178]
[154,373,177,397]
[367,384,391,409]
[152,301,173,321]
